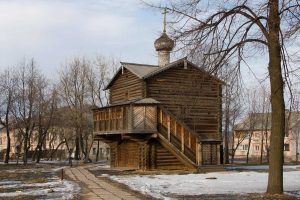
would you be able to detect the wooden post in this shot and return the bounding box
[174,122,177,137]
[130,104,134,131]
[160,109,163,124]
[108,108,111,131]
[121,107,124,130]
[217,144,220,165]
[144,106,146,129]
[167,116,171,141]
[196,139,200,165]
[188,132,191,148]
[181,127,184,152]
[198,141,202,165]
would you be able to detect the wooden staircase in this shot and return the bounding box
[155,143,186,170]
[156,106,200,170]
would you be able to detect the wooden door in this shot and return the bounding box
[133,106,156,130]
[117,141,139,168]
[202,143,218,165]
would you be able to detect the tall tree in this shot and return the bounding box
[59,56,117,161]
[146,0,300,193]
[12,59,43,165]
[0,69,17,163]
[32,85,58,163]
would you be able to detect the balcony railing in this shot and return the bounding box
[93,101,158,134]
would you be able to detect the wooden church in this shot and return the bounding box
[92,15,223,171]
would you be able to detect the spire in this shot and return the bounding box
[163,7,167,33]
[154,7,175,67]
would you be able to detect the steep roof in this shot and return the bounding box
[120,62,158,78]
[234,112,300,131]
[104,58,224,90]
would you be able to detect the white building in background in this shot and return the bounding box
[233,112,300,162]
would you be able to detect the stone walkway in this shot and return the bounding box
[65,166,141,200]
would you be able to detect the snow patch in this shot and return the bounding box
[109,171,300,199]
[0,178,80,199]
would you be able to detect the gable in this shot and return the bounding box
[143,59,224,85]
[109,68,145,104]
[105,58,224,90]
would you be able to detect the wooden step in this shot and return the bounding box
[157,133,197,171]
[198,165,225,173]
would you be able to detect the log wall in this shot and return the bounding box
[146,64,222,140]
[110,69,145,104]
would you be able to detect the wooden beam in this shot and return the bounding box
[196,139,200,165]
[167,115,171,141]
[108,108,111,131]
[144,106,146,129]
[130,104,133,130]
[121,107,124,130]
[181,126,184,152]
[160,108,163,124]
[188,132,191,148]
[174,121,177,137]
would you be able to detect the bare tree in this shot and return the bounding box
[86,55,118,107]
[59,56,117,162]
[11,59,45,165]
[220,63,243,164]
[59,58,93,161]
[32,86,59,163]
[231,130,248,163]
[0,68,17,163]
[145,0,300,193]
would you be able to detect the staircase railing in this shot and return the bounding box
[157,106,200,165]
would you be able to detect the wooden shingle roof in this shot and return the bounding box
[104,58,224,90]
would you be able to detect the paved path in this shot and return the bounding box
[65,166,141,200]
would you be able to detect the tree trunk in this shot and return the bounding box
[224,102,230,164]
[96,140,100,162]
[246,133,252,164]
[260,130,264,164]
[296,133,299,164]
[4,127,10,164]
[74,136,80,160]
[267,0,285,194]
[23,133,28,165]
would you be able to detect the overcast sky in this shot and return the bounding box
[0,0,165,76]
[1,0,296,88]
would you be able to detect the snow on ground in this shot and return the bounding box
[0,179,79,199]
[109,170,300,199]
[0,167,80,200]
[225,165,300,171]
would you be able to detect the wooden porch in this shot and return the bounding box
[93,100,158,135]
[92,99,221,169]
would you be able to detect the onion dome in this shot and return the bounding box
[154,32,175,51]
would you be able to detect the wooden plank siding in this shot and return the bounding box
[110,68,145,104]
[146,63,222,141]
[93,104,157,134]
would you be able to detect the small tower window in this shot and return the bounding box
[284,144,290,151]
[125,91,129,100]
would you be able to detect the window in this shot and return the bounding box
[0,138,2,145]
[125,91,129,100]
[92,148,96,155]
[242,144,249,151]
[106,148,110,155]
[284,144,290,151]
[255,145,260,151]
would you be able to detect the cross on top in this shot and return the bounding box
[162,7,168,33]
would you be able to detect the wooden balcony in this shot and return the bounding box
[93,99,159,135]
